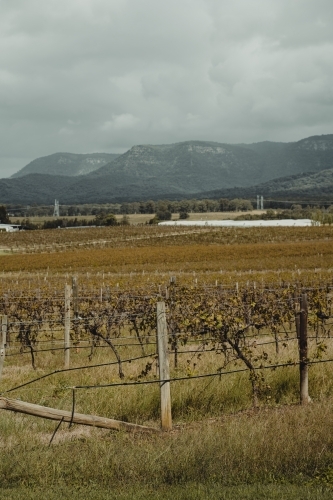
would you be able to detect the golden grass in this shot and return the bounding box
[2,388,333,492]
[2,330,332,419]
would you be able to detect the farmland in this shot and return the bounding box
[9,210,267,227]
[1,222,333,498]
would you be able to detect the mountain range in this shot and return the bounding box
[1,134,333,204]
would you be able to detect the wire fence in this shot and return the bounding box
[1,281,333,431]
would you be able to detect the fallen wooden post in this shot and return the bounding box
[0,397,159,434]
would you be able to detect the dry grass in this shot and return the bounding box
[1,395,333,492]
[2,332,333,423]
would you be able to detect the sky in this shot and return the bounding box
[1,0,333,177]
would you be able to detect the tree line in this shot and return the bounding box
[6,198,254,218]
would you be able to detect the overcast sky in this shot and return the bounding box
[1,0,333,177]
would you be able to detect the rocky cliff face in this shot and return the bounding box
[90,140,266,192]
[295,135,333,151]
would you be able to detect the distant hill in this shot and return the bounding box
[0,172,181,205]
[88,141,267,191]
[11,153,119,178]
[1,134,333,204]
[201,168,333,201]
[0,174,77,204]
[236,135,333,179]
[88,135,333,191]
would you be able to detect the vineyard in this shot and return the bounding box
[1,224,333,497]
[1,265,333,422]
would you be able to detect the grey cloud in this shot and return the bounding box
[0,0,333,177]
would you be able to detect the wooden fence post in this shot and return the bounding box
[2,315,7,346]
[295,291,300,339]
[156,302,172,431]
[72,276,78,319]
[299,293,309,404]
[64,284,71,369]
[0,315,7,379]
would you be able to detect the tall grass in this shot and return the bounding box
[3,338,333,423]
[1,398,333,491]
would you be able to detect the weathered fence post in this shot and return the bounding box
[299,293,309,404]
[72,276,78,319]
[156,302,172,431]
[169,276,178,368]
[1,315,7,344]
[72,276,79,353]
[64,284,71,369]
[295,291,300,339]
[0,315,7,379]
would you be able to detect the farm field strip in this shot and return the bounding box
[1,225,333,254]
[0,229,211,254]
[0,239,332,274]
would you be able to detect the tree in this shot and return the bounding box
[194,200,207,213]
[120,215,130,225]
[291,204,302,211]
[67,206,79,216]
[156,209,172,221]
[93,213,118,226]
[145,201,156,214]
[156,200,169,213]
[179,200,191,213]
[0,205,10,224]
[219,198,230,211]
[205,199,219,212]
[229,199,253,211]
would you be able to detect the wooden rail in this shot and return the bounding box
[0,397,159,434]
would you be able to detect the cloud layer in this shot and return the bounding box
[1,0,333,176]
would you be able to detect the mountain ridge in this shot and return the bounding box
[1,134,333,204]
[11,152,120,178]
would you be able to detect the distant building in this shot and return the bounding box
[158,219,316,228]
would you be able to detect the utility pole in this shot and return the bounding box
[260,196,264,210]
[53,200,60,217]
[257,195,260,210]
